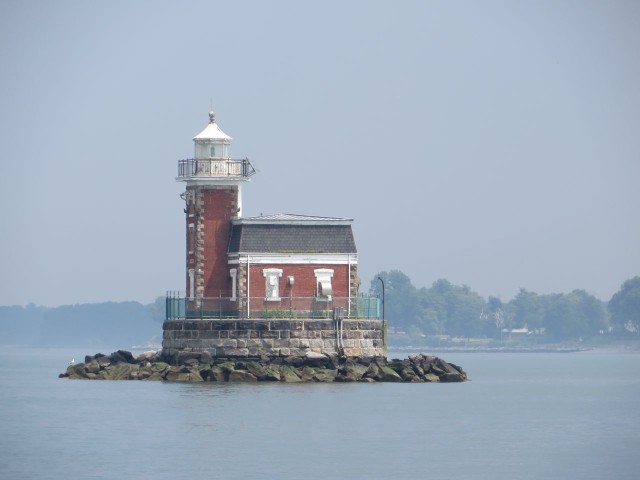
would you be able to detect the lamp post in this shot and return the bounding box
[377,276,385,320]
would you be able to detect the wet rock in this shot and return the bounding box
[59,350,467,383]
[440,372,466,382]
[228,370,257,382]
[279,365,302,383]
[377,365,403,382]
[109,350,135,364]
[137,351,159,363]
[339,359,368,382]
[424,373,440,382]
[85,361,101,374]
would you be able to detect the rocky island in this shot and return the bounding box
[60,350,467,383]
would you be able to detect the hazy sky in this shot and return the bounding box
[1,0,638,306]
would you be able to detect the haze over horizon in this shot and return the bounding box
[1,1,638,307]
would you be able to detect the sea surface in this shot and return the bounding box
[0,346,638,480]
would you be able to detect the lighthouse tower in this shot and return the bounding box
[177,112,254,300]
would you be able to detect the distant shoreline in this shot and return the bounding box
[389,346,590,354]
[388,344,640,354]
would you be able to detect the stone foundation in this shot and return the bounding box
[162,318,385,360]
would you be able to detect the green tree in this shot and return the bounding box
[508,289,545,331]
[609,276,640,334]
[369,270,421,331]
[486,296,506,335]
[419,279,488,338]
[542,290,608,341]
[147,296,167,324]
[572,289,609,335]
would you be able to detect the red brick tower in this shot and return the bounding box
[177,112,254,300]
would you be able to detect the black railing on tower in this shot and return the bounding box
[177,158,255,179]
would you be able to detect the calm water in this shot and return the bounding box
[0,347,638,480]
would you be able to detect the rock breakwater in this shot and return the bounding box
[59,350,467,383]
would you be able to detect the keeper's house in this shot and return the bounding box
[162,112,384,361]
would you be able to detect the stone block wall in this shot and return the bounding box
[162,318,385,360]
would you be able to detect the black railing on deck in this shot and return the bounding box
[165,292,381,321]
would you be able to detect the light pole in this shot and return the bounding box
[377,276,385,320]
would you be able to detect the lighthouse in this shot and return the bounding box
[163,111,384,361]
[177,111,255,301]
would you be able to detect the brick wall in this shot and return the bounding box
[185,186,238,298]
[241,263,352,299]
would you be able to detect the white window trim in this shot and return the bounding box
[230,268,238,301]
[188,223,195,254]
[263,268,283,301]
[188,269,195,299]
[314,268,334,300]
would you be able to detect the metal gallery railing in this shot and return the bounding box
[177,158,256,179]
[165,292,381,320]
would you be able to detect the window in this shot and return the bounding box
[230,269,238,301]
[188,223,195,254]
[263,269,283,301]
[188,269,195,299]
[314,269,334,300]
[210,145,216,156]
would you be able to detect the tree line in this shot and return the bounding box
[368,272,640,341]
[0,299,165,348]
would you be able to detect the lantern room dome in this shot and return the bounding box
[193,111,231,160]
[193,111,232,141]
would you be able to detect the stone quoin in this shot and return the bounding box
[162,111,385,361]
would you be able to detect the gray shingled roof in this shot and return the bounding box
[228,224,357,254]
[237,213,353,225]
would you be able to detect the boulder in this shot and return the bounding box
[165,371,192,382]
[279,365,302,383]
[150,362,169,373]
[376,365,403,382]
[283,356,305,367]
[187,368,204,382]
[85,361,101,375]
[300,366,318,382]
[424,373,440,382]
[304,351,331,368]
[136,351,159,363]
[228,370,257,382]
[66,364,85,378]
[435,358,460,375]
[440,372,466,382]
[109,363,135,380]
[339,359,368,382]
[312,369,338,382]
[165,366,203,382]
[96,355,111,368]
[202,366,226,382]
[245,361,279,381]
[109,350,135,364]
[363,362,380,380]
